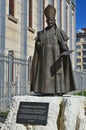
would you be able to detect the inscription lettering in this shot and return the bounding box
[16,102,49,126]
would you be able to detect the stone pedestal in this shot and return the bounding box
[1,95,86,130]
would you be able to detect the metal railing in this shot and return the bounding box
[0,53,86,111]
[0,53,31,111]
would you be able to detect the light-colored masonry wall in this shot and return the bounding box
[4,0,76,66]
[5,0,21,57]
[5,0,35,58]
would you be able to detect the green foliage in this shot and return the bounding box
[0,111,9,116]
[73,91,86,96]
[78,91,86,96]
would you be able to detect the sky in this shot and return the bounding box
[76,0,86,31]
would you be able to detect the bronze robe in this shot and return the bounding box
[31,26,75,94]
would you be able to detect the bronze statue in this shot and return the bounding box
[31,5,75,95]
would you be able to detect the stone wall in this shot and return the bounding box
[1,95,86,130]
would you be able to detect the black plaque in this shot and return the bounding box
[16,102,49,125]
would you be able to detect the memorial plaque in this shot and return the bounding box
[16,102,49,125]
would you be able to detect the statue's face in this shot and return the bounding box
[46,18,55,27]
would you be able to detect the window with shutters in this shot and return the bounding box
[29,0,32,27]
[9,0,14,16]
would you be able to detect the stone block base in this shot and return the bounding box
[1,95,86,130]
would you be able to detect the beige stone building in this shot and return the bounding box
[76,28,86,71]
[0,0,76,110]
[0,0,86,113]
[0,0,76,60]
[5,0,35,58]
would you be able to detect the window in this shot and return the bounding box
[76,38,80,42]
[76,59,81,62]
[76,45,81,49]
[29,0,32,27]
[83,44,86,49]
[83,51,86,55]
[76,52,81,56]
[9,0,14,16]
[83,58,86,62]
[83,65,86,69]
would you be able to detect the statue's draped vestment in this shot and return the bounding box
[31,26,75,94]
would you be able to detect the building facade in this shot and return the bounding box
[36,0,76,69]
[76,28,86,71]
[0,0,76,110]
[0,0,76,65]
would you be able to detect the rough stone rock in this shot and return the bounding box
[0,122,3,129]
[1,95,86,130]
